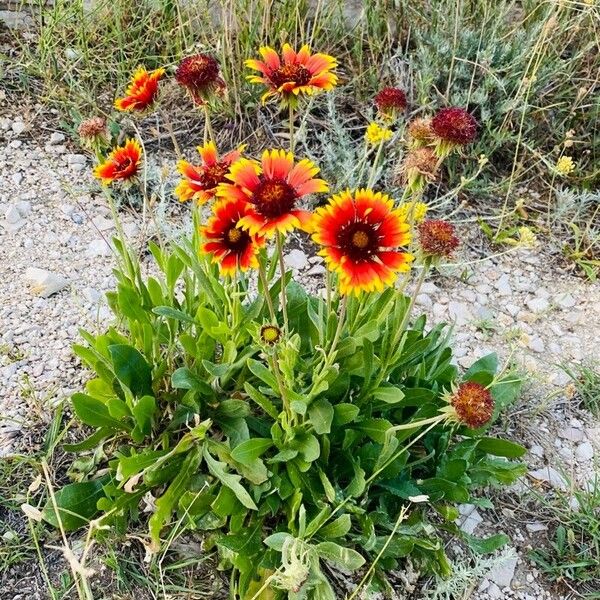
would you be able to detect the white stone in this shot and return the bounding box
[529,444,544,459]
[559,427,585,443]
[15,201,32,217]
[306,264,326,276]
[575,441,594,461]
[49,132,66,145]
[528,337,545,353]
[86,239,112,257]
[448,301,472,325]
[415,293,432,308]
[486,582,503,599]
[23,268,69,298]
[526,297,549,314]
[495,274,512,296]
[486,554,517,588]
[4,205,22,224]
[66,153,87,165]
[284,249,308,270]
[529,466,568,491]
[526,522,547,533]
[11,121,26,135]
[456,504,483,534]
[11,172,23,186]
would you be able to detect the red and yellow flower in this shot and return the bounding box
[93,139,142,185]
[175,142,243,205]
[176,54,225,105]
[201,198,265,275]
[245,44,337,105]
[311,189,413,295]
[217,149,328,237]
[114,67,165,112]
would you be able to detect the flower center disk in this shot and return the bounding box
[338,223,377,260]
[201,162,230,189]
[253,179,298,218]
[270,64,312,88]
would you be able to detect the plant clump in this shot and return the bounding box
[44,42,526,600]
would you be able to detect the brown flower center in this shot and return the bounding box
[270,64,312,88]
[338,222,379,261]
[224,226,250,252]
[252,178,297,218]
[352,230,369,249]
[200,161,230,189]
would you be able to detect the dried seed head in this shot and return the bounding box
[374,87,407,119]
[418,219,460,258]
[449,382,494,429]
[431,107,478,145]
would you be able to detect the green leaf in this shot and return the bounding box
[63,428,111,452]
[373,385,405,404]
[477,437,526,458]
[171,367,213,396]
[153,306,196,324]
[308,399,334,435]
[463,532,510,554]
[264,532,293,551]
[117,449,169,481]
[132,395,156,437]
[318,514,352,539]
[463,353,498,379]
[203,448,257,510]
[356,418,393,443]
[316,542,365,571]
[231,439,273,466]
[108,344,153,397]
[244,383,278,419]
[71,393,128,430]
[247,359,278,390]
[333,403,359,426]
[216,399,251,418]
[149,446,203,545]
[42,479,106,530]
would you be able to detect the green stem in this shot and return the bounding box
[288,102,295,154]
[366,140,385,187]
[276,232,289,332]
[204,105,214,144]
[258,262,276,323]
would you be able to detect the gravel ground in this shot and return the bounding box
[1,109,599,599]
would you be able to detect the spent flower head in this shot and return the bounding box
[407,117,435,147]
[176,54,225,105]
[418,219,460,259]
[431,107,478,157]
[77,117,109,151]
[374,87,407,120]
[401,147,439,192]
[441,382,495,429]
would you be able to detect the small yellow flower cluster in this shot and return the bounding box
[397,201,428,224]
[555,156,575,176]
[365,122,393,146]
